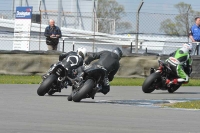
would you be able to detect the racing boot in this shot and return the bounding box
[166,79,178,86]
[99,76,110,95]
[90,84,102,99]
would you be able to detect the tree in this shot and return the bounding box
[160,2,200,36]
[97,0,132,34]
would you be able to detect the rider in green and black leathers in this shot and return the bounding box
[165,43,193,85]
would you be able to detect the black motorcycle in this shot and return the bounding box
[37,60,76,96]
[142,60,182,93]
[67,64,107,102]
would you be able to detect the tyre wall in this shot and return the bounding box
[0,51,199,78]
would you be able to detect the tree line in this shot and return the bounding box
[97,1,200,36]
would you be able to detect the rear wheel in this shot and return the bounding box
[72,79,95,102]
[37,74,57,96]
[168,84,181,93]
[142,73,161,93]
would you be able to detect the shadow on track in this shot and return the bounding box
[152,92,200,94]
[46,95,69,97]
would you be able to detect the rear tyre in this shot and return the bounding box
[68,95,72,101]
[142,73,161,93]
[72,79,95,102]
[37,74,57,96]
[168,84,181,93]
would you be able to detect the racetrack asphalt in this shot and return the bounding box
[0,85,200,133]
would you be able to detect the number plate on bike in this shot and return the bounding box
[169,57,180,64]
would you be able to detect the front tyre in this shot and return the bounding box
[142,73,161,93]
[72,79,95,102]
[47,89,56,95]
[37,74,57,96]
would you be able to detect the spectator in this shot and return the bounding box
[44,19,62,50]
[189,17,200,42]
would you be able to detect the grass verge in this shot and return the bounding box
[0,75,145,85]
[163,100,200,109]
[0,75,41,84]
[0,75,200,86]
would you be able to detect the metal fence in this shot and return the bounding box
[0,10,199,54]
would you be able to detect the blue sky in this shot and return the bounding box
[0,0,200,14]
[0,0,199,34]
[116,0,200,14]
[0,0,12,11]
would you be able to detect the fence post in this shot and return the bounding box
[135,0,144,53]
[57,0,61,27]
[73,41,75,51]
[61,37,67,52]
[62,38,64,52]
[12,0,15,19]
[39,0,42,50]
[186,5,191,43]
[130,40,132,53]
[145,43,148,53]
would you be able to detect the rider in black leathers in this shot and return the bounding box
[43,47,87,84]
[81,47,123,95]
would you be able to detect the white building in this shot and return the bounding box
[13,0,97,31]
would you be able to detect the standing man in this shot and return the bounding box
[189,17,200,42]
[44,19,62,50]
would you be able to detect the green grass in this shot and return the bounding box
[0,75,41,84]
[163,100,200,109]
[0,75,199,86]
[0,75,144,85]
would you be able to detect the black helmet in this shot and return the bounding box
[59,52,67,61]
[112,47,123,59]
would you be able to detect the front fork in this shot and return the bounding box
[150,68,156,74]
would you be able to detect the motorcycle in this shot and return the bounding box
[67,64,107,102]
[142,60,182,93]
[37,60,77,96]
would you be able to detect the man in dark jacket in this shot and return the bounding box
[44,19,62,50]
[83,47,123,95]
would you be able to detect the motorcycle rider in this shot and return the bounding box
[43,47,87,84]
[165,43,193,85]
[75,47,123,95]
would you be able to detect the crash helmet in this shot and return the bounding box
[77,47,87,59]
[112,47,123,60]
[182,43,193,54]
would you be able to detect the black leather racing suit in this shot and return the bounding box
[84,51,120,94]
[58,51,83,79]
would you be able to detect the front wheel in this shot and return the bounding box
[47,89,56,95]
[37,74,57,96]
[72,79,95,102]
[142,73,161,93]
